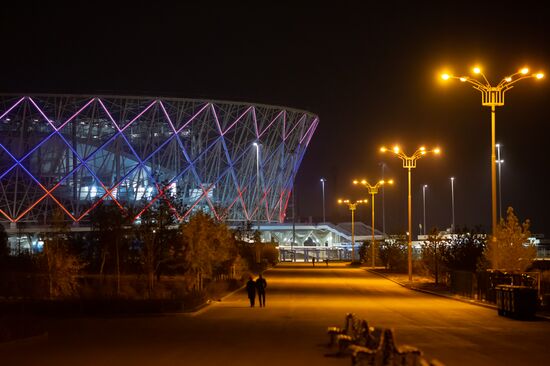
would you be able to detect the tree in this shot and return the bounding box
[181,211,237,291]
[234,221,255,242]
[0,223,9,262]
[90,202,130,296]
[443,227,486,272]
[484,207,536,272]
[41,209,84,299]
[358,241,370,264]
[135,198,180,297]
[378,235,408,272]
[421,228,447,284]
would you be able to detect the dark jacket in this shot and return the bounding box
[246,279,256,297]
[256,277,267,293]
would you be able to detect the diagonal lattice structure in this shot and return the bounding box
[0,94,318,225]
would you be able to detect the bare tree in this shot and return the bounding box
[90,203,129,296]
[42,209,84,299]
[421,228,447,284]
[136,198,179,298]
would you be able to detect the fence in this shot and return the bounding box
[450,270,543,304]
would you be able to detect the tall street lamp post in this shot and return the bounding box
[253,142,260,179]
[353,178,394,268]
[253,142,261,229]
[379,162,387,235]
[320,178,327,223]
[381,145,441,282]
[441,67,543,235]
[422,184,428,235]
[338,198,368,261]
[496,144,504,220]
[450,177,455,233]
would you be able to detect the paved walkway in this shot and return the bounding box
[1,262,549,365]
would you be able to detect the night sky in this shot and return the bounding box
[2,2,550,236]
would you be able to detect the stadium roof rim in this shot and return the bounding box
[0,93,318,117]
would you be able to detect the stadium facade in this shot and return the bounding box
[0,94,318,227]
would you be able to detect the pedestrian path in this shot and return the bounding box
[1,262,549,366]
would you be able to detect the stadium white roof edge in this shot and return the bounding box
[0,93,318,117]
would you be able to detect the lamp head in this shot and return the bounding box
[393,145,400,153]
[434,148,441,154]
[536,73,544,79]
[473,67,481,74]
[441,73,450,80]
[380,146,387,152]
[520,67,529,75]
[353,180,358,185]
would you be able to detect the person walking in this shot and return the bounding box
[246,276,256,307]
[256,273,267,307]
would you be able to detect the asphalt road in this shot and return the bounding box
[1,262,548,365]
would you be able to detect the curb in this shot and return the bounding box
[368,269,495,310]
[367,269,550,321]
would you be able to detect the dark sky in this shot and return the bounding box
[2,2,550,236]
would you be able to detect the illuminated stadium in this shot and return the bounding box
[0,94,318,226]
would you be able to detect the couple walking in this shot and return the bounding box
[246,274,267,307]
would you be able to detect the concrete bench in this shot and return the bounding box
[337,319,384,356]
[351,328,424,366]
[327,312,355,347]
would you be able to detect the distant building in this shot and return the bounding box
[257,222,384,261]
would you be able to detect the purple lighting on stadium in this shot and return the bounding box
[0,95,318,223]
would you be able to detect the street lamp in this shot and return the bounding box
[441,66,543,235]
[450,177,455,233]
[252,142,260,180]
[253,142,261,229]
[338,198,368,261]
[496,143,504,220]
[422,184,428,236]
[381,145,441,282]
[379,162,388,235]
[353,178,394,268]
[320,178,327,223]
